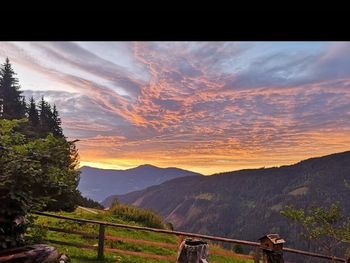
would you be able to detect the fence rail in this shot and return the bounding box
[32,211,346,262]
[44,226,253,260]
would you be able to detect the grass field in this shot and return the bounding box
[28,207,254,263]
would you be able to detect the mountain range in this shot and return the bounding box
[78,164,201,202]
[109,151,350,260]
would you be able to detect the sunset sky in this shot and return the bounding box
[0,42,350,175]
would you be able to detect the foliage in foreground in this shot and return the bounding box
[0,119,80,249]
[0,58,82,250]
[281,204,350,260]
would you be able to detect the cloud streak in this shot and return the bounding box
[1,41,350,174]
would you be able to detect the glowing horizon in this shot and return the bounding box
[78,148,349,176]
[1,42,350,175]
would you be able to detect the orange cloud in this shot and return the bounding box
[2,42,350,174]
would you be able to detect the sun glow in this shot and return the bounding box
[1,42,349,175]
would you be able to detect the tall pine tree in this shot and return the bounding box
[38,97,64,137]
[52,104,63,137]
[0,58,26,120]
[28,97,39,127]
[38,96,51,136]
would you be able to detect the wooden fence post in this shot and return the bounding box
[259,234,285,263]
[98,224,105,259]
[254,246,261,263]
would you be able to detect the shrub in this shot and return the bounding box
[109,203,165,229]
[233,244,243,254]
[26,224,48,245]
[0,119,80,249]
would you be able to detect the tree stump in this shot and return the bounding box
[176,238,209,263]
[0,244,70,263]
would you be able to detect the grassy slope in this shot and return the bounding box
[29,207,253,263]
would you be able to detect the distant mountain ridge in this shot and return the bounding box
[112,151,350,260]
[78,164,202,202]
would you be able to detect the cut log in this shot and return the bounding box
[0,244,68,263]
[176,238,209,263]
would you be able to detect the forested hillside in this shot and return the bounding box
[116,151,350,260]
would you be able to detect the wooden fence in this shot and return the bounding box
[33,211,346,262]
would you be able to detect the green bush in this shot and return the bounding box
[0,119,80,249]
[26,224,48,245]
[109,203,165,229]
[233,244,243,254]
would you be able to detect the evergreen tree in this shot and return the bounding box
[38,96,52,136]
[0,58,26,120]
[28,97,39,127]
[38,97,63,138]
[20,96,27,118]
[52,104,63,137]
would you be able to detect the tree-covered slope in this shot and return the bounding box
[116,151,350,257]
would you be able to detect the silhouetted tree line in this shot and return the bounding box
[0,58,63,138]
[0,58,100,249]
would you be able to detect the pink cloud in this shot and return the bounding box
[1,41,350,174]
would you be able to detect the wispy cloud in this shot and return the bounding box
[1,41,350,174]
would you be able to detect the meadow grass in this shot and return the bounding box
[28,207,253,263]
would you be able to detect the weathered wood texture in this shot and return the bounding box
[97,224,105,259]
[0,244,59,263]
